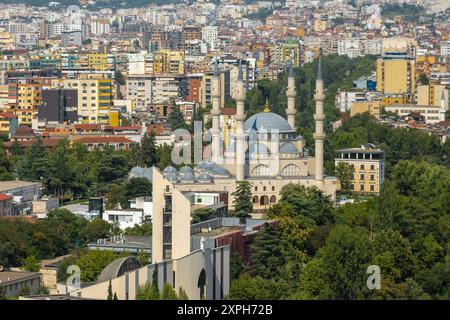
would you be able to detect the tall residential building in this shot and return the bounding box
[376,52,416,101]
[63,78,113,124]
[201,26,218,51]
[8,82,43,125]
[200,69,230,108]
[335,144,385,194]
[152,50,184,75]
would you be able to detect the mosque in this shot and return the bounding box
[162,58,337,211]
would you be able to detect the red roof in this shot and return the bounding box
[74,136,133,144]
[221,108,236,116]
[0,194,13,201]
[5,137,63,148]
[105,126,140,131]
[0,112,16,119]
[74,124,101,130]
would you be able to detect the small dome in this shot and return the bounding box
[165,172,178,182]
[211,166,230,176]
[197,172,213,183]
[180,171,195,182]
[179,165,193,174]
[195,161,215,171]
[280,142,298,154]
[163,166,177,174]
[129,166,152,181]
[244,112,293,133]
[247,143,271,158]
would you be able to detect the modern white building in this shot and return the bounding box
[104,208,145,230]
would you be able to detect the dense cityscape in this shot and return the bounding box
[0,0,449,304]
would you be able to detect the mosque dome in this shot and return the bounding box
[165,172,178,182]
[197,172,213,183]
[211,166,231,177]
[279,142,298,154]
[180,171,195,182]
[163,166,178,174]
[179,165,193,174]
[247,143,271,158]
[195,161,215,171]
[244,112,293,133]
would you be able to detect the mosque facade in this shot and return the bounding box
[162,59,337,211]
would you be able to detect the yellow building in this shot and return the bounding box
[335,144,385,194]
[9,83,43,125]
[350,101,381,119]
[417,84,449,108]
[376,53,415,101]
[382,95,408,107]
[153,50,184,75]
[63,78,113,124]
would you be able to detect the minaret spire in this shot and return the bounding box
[286,61,296,131]
[314,56,325,188]
[439,89,446,122]
[235,60,246,181]
[211,58,221,163]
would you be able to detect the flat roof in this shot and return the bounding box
[0,181,42,193]
[0,271,41,285]
[336,148,384,154]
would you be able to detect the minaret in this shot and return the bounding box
[235,60,246,181]
[286,62,296,131]
[211,58,222,163]
[314,57,325,187]
[439,90,446,122]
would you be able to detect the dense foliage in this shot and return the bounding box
[0,209,111,268]
[228,160,450,300]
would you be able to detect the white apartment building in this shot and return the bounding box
[337,39,362,58]
[385,103,446,124]
[335,91,367,113]
[441,41,450,56]
[104,209,145,230]
[202,26,219,51]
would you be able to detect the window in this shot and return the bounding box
[263,186,266,191]
[360,174,365,180]
[370,164,375,170]
[250,165,270,177]
[280,164,301,177]
[272,186,275,191]
[254,186,258,192]
[370,174,375,181]
[360,164,365,170]
[370,185,375,191]
[360,184,365,191]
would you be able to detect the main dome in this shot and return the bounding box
[244,112,293,133]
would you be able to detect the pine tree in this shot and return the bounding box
[248,223,284,279]
[232,181,253,220]
[113,292,118,300]
[168,106,186,131]
[178,287,189,300]
[16,137,47,181]
[139,133,158,167]
[107,279,113,300]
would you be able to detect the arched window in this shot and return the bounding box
[251,165,270,177]
[198,268,206,299]
[252,196,259,204]
[280,164,301,177]
[270,195,277,203]
[260,195,269,206]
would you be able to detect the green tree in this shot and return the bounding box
[335,161,354,194]
[230,252,245,281]
[156,144,173,169]
[138,133,159,167]
[231,181,253,220]
[248,223,284,279]
[269,184,335,228]
[177,287,189,300]
[85,219,111,242]
[168,106,186,131]
[302,225,373,299]
[16,137,47,181]
[107,279,113,300]
[76,250,127,283]
[21,255,41,272]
